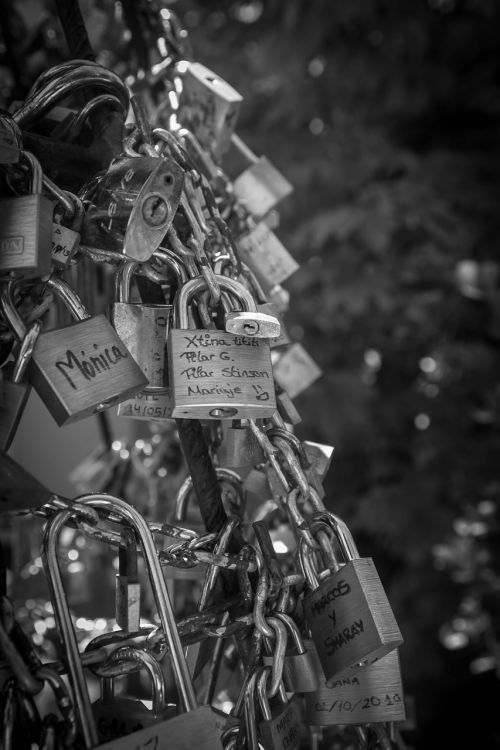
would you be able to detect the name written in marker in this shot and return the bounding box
[55,343,130,390]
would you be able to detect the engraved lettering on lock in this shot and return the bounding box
[324,619,364,656]
[310,579,351,616]
[275,705,295,735]
[55,343,130,390]
[1,236,24,256]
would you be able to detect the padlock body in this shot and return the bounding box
[264,647,320,693]
[0,194,52,277]
[233,157,293,219]
[111,302,171,389]
[303,559,403,681]
[93,696,176,743]
[118,389,173,420]
[236,223,298,290]
[259,697,301,750]
[51,223,80,268]
[168,329,276,419]
[95,703,223,750]
[28,314,148,425]
[304,643,406,725]
[218,422,264,467]
[273,343,322,400]
[0,380,30,451]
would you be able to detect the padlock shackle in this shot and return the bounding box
[0,281,27,340]
[46,277,91,321]
[299,538,320,590]
[74,494,197,714]
[273,612,306,656]
[19,150,43,194]
[115,261,139,303]
[173,467,242,523]
[315,511,359,561]
[105,646,166,716]
[174,274,257,329]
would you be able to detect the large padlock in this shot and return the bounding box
[235,221,299,291]
[0,277,148,426]
[304,640,406,725]
[111,260,173,420]
[256,668,302,750]
[263,613,319,693]
[0,320,40,451]
[80,155,184,261]
[0,150,52,277]
[93,647,176,742]
[178,62,243,158]
[168,276,276,419]
[301,518,403,682]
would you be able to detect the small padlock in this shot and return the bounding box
[304,641,406,725]
[218,419,264,468]
[0,277,148,426]
[168,276,276,419]
[221,276,281,339]
[50,190,83,269]
[236,222,299,291]
[233,154,293,220]
[111,261,172,390]
[0,320,40,451]
[80,155,184,261]
[275,387,302,426]
[178,62,243,158]
[264,613,319,693]
[115,528,141,633]
[302,441,335,482]
[301,518,403,682]
[273,343,322,400]
[93,647,176,742]
[0,151,52,277]
[256,668,302,750]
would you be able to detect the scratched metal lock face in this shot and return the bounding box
[304,642,406,725]
[80,156,184,262]
[303,559,403,682]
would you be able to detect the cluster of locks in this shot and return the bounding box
[0,6,407,750]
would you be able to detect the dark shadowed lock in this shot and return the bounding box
[0,277,147,426]
[80,155,183,261]
[168,276,276,419]
[256,668,302,750]
[304,640,406,725]
[111,260,173,420]
[92,646,177,742]
[301,517,403,682]
[263,612,319,693]
[0,151,52,278]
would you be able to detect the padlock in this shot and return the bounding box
[178,62,243,158]
[275,387,302,426]
[302,441,335,482]
[256,668,302,750]
[115,527,141,633]
[0,277,148,426]
[220,276,281,339]
[0,150,52,277]
[235,222,299,291]
[168,276,276,419]
[264,613,319,693]
[273,343,322,400]
[233,155,293,220]
[304,641,406,725]
[300,518,403,682]
[92,647,176,742]
[50,190,83,269]
[0,320,40,451]
[218,419,264,468]
[80,155,184,261]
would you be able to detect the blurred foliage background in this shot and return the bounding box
[3,0,500,746]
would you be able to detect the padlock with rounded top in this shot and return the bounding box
[80,155,184,262]
[219,275,280,339]
[0,277,148,426]
[111,260,173,420]
[256,667,301,750]
[304,641,406,726]
[263,612,319,693]
[92,646,176,743]
[0,150,52,277]
[168,275,276,419]
[300,515,403,682]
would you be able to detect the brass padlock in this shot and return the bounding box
[0,151,52,278]
[81,155,184,261]
[235,221,299,291]
[0,277,148,426]
[168,276,276,419]
[304,641,406,725]
[256,668,302,750]
[93,647,176,742]
[178,62,243,158]
[301,518,403,682]
[0,320,40,451]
